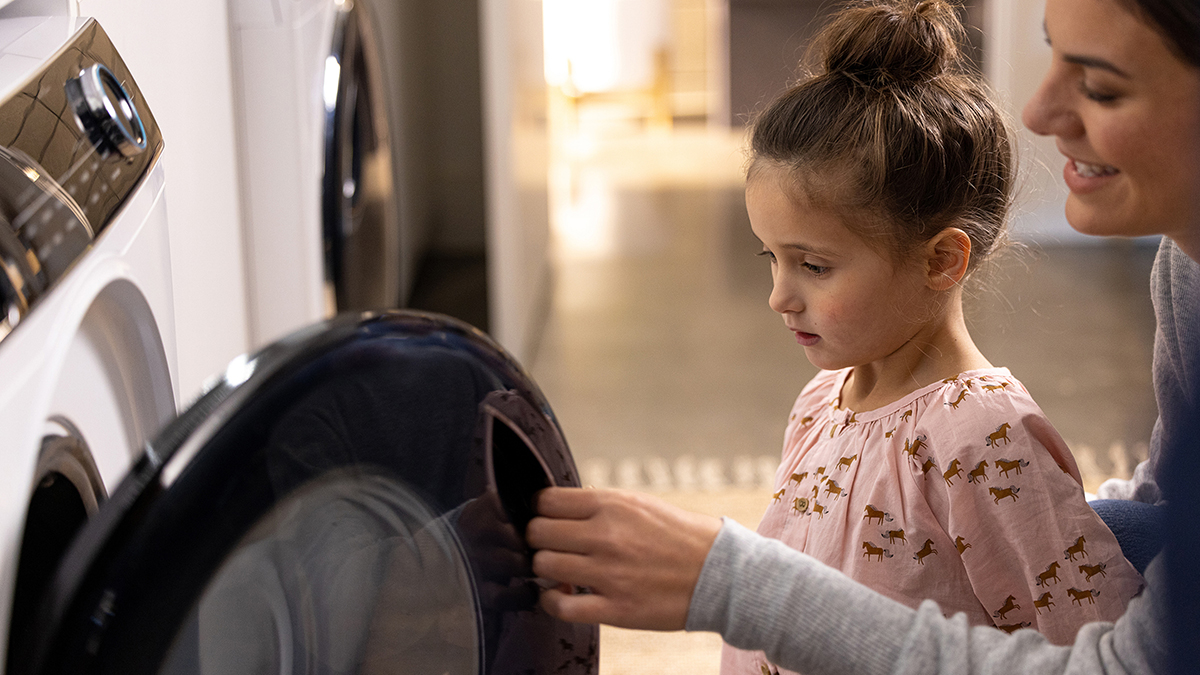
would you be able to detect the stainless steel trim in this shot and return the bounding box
[0,18,164,346]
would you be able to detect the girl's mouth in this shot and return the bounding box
[793,331,820,346]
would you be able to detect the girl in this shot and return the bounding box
[723,0,1141,660]
[527,0,1199,666]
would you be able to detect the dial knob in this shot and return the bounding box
[65,64,146,158]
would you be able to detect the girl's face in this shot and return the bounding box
[745,173,935,372]
[1021,0,1200,247]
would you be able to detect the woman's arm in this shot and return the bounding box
[695,520,1168,675]
[528,487,1168,675]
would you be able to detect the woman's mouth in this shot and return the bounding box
[793,331,820,347]
[1073,160,1118,177]
[1064,158,1119,193]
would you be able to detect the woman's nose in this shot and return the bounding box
[1022,66,1083,139]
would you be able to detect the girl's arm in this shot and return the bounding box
[915,405,1144,644]
[690,519,1166,675]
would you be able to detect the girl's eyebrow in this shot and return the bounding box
[782,242,838,258]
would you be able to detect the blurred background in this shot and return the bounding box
[389,0,1157,501]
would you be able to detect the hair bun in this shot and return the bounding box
[817,0,965,85]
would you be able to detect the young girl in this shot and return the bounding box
[725,0,1142,666]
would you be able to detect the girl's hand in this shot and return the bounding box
[526,487,723,630]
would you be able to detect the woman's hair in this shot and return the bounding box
[1120,0,1200,67]
[747,0,1012,272]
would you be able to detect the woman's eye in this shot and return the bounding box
[1079,81,1117,103]
[757,250,777,263]
[802,262,829,275]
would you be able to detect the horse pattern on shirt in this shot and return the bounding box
[721,367,1144,675]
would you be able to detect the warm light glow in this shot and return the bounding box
[550,162,616,258]
[542,0,669,94]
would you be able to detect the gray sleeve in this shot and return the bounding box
[1096,459,1162,503]
[685,519,1169,675]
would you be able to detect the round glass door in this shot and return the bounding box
[19,313,596,675]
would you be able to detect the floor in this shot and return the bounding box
[526,122,1159,675]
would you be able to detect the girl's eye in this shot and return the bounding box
[757,250,777,262]
[802,262,829,275]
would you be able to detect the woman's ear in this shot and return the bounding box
[924,228,971,291]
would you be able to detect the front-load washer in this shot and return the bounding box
[19,311,598,675]
[230,0,402,349]
[0,16,176,670]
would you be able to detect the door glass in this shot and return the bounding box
[158,470,481,675]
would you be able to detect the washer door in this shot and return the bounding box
[20,312,596,675]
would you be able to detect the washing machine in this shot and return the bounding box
[230,0,402,349]
[13,311,597,675]
[0,14,177,672]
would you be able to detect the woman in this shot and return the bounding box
[526,0,1200,670]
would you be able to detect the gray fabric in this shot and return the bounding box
[1097,238,1200,504]
[687,237,1200,674]
[687,520,1169,675]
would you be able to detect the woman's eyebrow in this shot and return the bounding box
[1062,53,1132,78]
[1042,21,1131,78]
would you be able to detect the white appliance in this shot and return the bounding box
[0,16,176,668]
[230,0,401,349]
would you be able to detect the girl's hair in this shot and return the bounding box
[747,0,1012,272]
[1120,0,1200,67]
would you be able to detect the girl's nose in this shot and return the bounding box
[1022,66,1084,139]
[768,277,801,315]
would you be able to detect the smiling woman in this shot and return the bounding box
[1022,0,1200,253]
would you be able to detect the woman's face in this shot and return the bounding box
[1022,0,1200,248]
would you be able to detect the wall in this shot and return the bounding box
[380,0,487,261]
[482,0,550,362]
[986,0,1080,243]
[726,0,834,126]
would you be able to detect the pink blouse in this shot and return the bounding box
[722,368,1143,675]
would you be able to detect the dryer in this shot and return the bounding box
[19,311,598,675]
[230,0,402,349]
[0,14,597,675]
[0,14,177,668]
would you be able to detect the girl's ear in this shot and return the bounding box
[924,228,972,291]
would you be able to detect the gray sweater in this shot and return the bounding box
[1097,238,1199,503]
[688,238,1200,674]
[688,519,1168,675]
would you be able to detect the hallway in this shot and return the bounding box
[531,124,1158,497]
